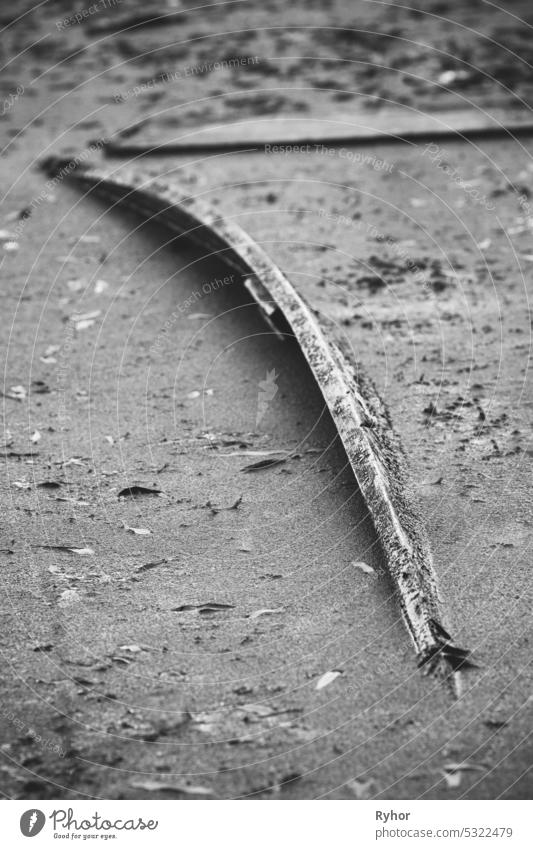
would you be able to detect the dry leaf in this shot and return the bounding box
[173,602,234,614]
[35,544,94,555]
[67,278,85,292]
[134,557,175,573]
[438,69,472,86]
[71,310,101,331]
[129,779,214,796]
[241,703,275,717]
[316,670,342,691]
[71,310,101,321]
[32,643,53,652]
[55,496,89,505]
[249,608,284,620]
[443,770,462,789]
[241,457,287,472]
[352,560,375,574]
[347,777,377,799]
[44,344,61,357]
[7,385,26,400]
[61,457,86,467]
[291,727,320,743]
[222,449,289,457]
[443,760,487,772]
[59,589,81,607]
[442,761,487,789]
[118,484,162,498]
[94,279,109,294]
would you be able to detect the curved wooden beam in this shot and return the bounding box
[41,154,472,692]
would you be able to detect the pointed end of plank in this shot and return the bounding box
[39,155,78,178]
[418,639,477,699]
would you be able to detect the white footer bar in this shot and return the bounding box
[3,800,531,848]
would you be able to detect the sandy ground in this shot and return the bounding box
[0,0,532,799]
